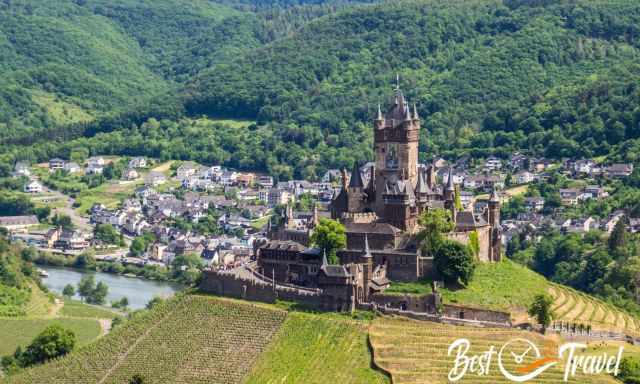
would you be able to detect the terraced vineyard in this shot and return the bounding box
[4,295,287,384]
[548,284,640,335]
[245,312,389,384]
[369,316,620,384]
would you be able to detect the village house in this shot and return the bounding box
[524,197,545,212]
[128,157,147,169]
[49,158,65,171]
[268,188,293,206]
[605,163,634,178]
[484,156,502,171]
[53,229,90,250]
[508,153,528,170]
[514,170,534,185]
[559,188,580,206]
[176,161,199,180]
[86,156,105,174]
[24,180,43,194]
[322,169,341,183]
[582,185,607,200]
[459,191,474,210]
[236,173,255,187]
[0,215,39,233]
[257,175,274,188]
[145,171,167,186]
[13,161,31,178]
[601,211,625,233]
[63,161,81,174]
[531,158,552,173]
[122,168,139,180]
[563,217,598,234]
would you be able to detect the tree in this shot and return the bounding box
[73,250,96,270]
[433,240,476,286]
[416,209,454,256]
[18,325,76,367]
[62,284,75,298]
[51,214,74,230]
[129,237,147,257]
[310,218,346,264]
[77,275,96,302]
[608,217,627,256]
[528,294,554,333]
[89,281,109,305]
[146,296,163,310]
[129,374,146,384]
[94,224,121,245]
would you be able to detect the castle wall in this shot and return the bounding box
[200,270,325,309]
[371,293,437,313]
[443,304,511,324]
[446,226,491,262]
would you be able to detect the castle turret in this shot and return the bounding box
[362,235,373,302]
[488,188,502,262]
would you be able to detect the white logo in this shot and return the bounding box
[447,337,624,382]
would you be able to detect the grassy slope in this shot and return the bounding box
[245,312,389,384]
[60,299,121,319]
[387,260,640,334]
[0,318,101,356]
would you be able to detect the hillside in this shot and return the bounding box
[369,316,621,384]
[186,0,640,178]
[1,1,640,179]
[3,295,386,384]
[388,260,640,336]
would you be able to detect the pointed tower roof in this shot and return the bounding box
[363,235,372,258]
[348,162,363,188]
[490,187,500,203]
[446,168,455,191]
[415,168,431,194]
[413,103,420,120]
[376,104,383,121]
[404,103,412,121]
[321,249,328,267]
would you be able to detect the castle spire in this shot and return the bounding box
[404,103,412,121]
[376,103,383,121]
[413,103,420,120]
[363,235,372,258]
[321,249,328,267]
[395,73,400,91]
[490,187,500,203]
[446,168,455,191]
[349,162,363,188]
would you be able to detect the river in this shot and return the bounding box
[41,266,184,310]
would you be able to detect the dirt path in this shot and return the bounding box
[98,319,112,337]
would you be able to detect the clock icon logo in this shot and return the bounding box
[498,338,559,382]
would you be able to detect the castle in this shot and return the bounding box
[249,85,502,309]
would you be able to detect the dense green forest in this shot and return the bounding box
[2,0,640,180]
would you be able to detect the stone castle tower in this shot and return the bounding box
[374,86,421,221]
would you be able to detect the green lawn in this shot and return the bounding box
[385,260,549,312]
[440,260,548,311]
[0,318,101,356]
[60,299,121,319]
[245,312,389,384]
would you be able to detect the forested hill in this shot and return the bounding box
[0,0,360,147]
[2,0,640,180]
[187,0,640,169]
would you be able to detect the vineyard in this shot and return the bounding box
[369,316,621,384]
[245,312,389,384]
[548,284,640,335]
[4,294,287,384]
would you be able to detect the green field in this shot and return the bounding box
[245,312,389,384]
[0,318,101,356]
[60,300,121,319]
[386,260,549,311]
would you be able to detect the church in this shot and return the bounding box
[257,84,502,306]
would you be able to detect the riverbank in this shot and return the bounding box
[40,266,184,310]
